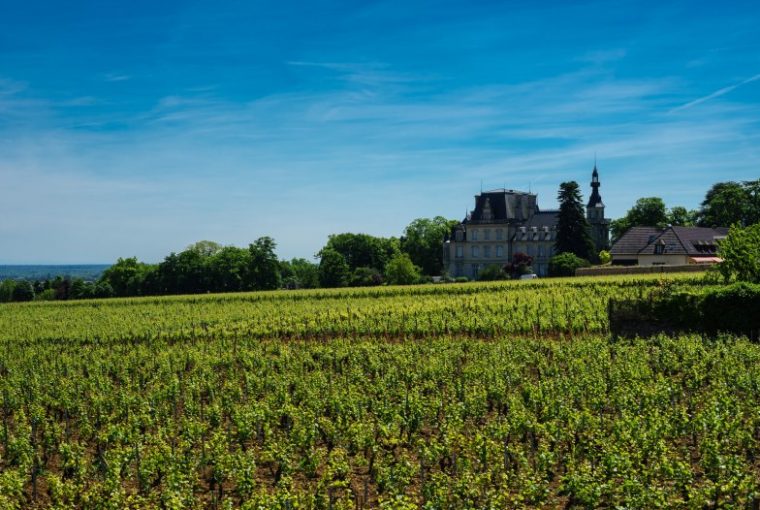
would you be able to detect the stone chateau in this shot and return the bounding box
[443,167,610,278]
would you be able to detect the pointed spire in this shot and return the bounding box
[588,162,602,207]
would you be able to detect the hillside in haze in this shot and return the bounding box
[0,265,110,281]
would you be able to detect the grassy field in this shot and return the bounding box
[1,274,758,509]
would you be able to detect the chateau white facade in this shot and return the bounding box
[443,167,609,278]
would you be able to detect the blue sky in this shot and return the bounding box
[1,0,759,263]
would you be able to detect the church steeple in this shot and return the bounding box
[586,163,609,252]
[587,164,603,207]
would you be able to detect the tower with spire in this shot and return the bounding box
[586,164,610,253]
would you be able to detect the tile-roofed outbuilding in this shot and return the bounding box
[611,225,728,261]
[670,226,728,256]
[610,226,662,256]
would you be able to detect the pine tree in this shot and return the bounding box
[555,181,595,261]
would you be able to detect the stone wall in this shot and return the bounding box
[576,264,711,277]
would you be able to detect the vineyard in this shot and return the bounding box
[2,274,759,508]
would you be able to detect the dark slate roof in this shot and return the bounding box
[669,226,728,256]
[524,210,559,228]
[611,226,728,256]
[643,228,687,255]
[610,226,663,256]
[470,189,535,221]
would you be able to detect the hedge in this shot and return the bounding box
[609,282,760,340]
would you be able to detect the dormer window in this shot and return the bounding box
[654,240,666,255]
[482,198,493,221]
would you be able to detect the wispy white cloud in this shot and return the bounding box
[670,73,760,112]
[59,96,101,107]
[575,49,627,65]
[2,59,760,263]
[288,60,433,87]
[0,78,27,96]
[104,73,131,82]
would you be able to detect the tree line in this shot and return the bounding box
[610,179,760,241]
[1,178,757,302]
[0,217,458,301]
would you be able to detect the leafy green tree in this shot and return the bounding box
[384,253,420,285]
[319,248,350,288]
[247,237,281,290]
[139,265,162,295]
[208,246,249,292]
[52,276,72,300]
[70,278,96,299]
[628,197,669,225]
[549,252,590,277]
[280,258,320,289]
[610,197,669,241]
[155,242,239,295]
[698,181,748,227]
[698,180,760,227]
[667,206,698,227]
[599,250,611,265]
[33,280,48,295]
[400,217,459,276]
[321,233,399,273]
[0,280,15,302]
[100,257,153,297]
[186,240,224,257]
[157,250,208,294]
[351,266,383,286]
[93,281,114,298]
[11,280,34,301]
[745,179,760,225]
[716,223,760,283]
[555,181,595,261]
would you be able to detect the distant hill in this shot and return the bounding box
[0,265,111,281]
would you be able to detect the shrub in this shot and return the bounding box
[717,223,760,283]
[549,253,590,277]
[701,282,760,336]
[609,282,760,339]
[11,280,34,302]
[35,289,57,301]
[384,253,420,285]
[503,252,533,279]
[351,267,383,287]
[477,264,507,281]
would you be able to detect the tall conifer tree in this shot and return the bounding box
[555,181,595,261]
